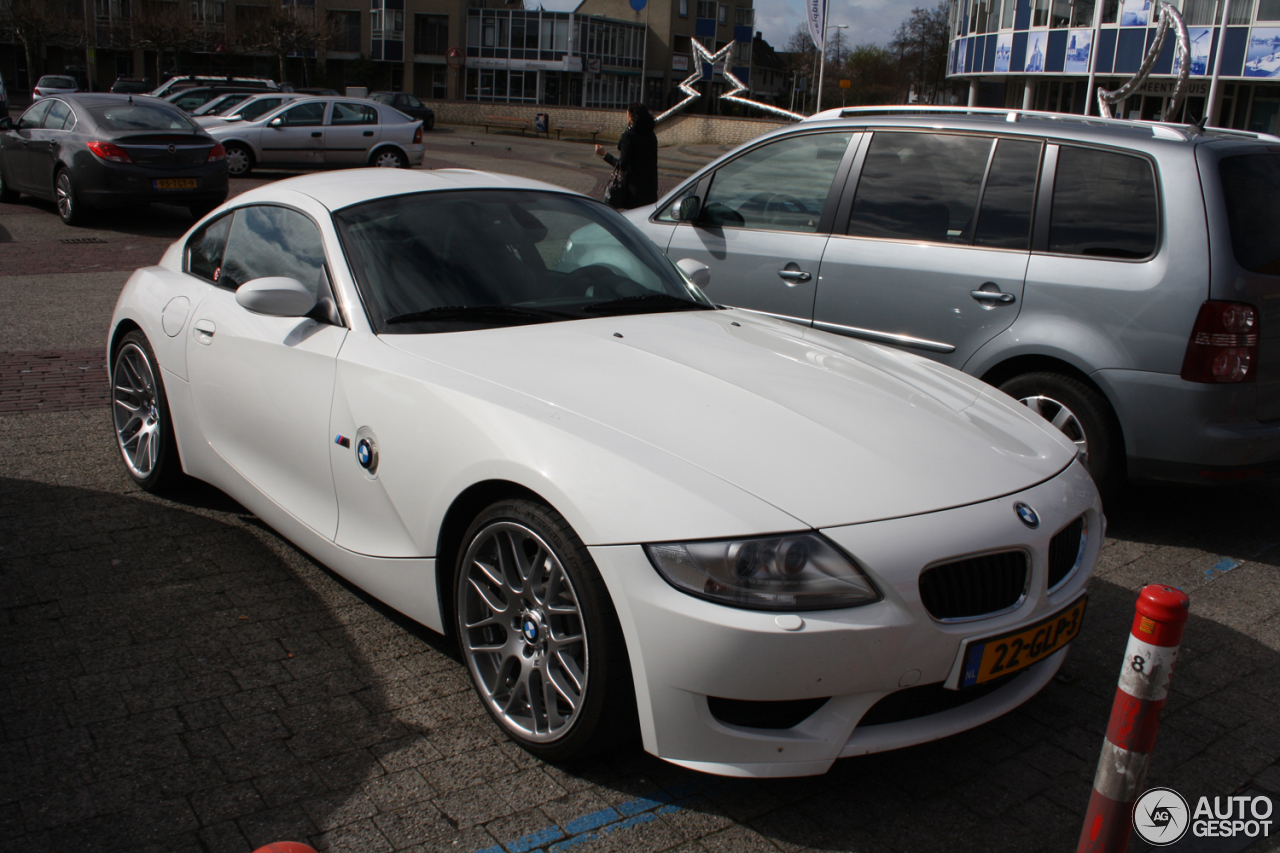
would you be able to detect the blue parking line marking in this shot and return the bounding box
[475,779,748,853]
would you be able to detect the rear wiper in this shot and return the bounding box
[581,293,714,315]
[385,304,570,326]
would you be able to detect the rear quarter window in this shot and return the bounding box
[1048,146,1159,259]
[1219,153,1280,276]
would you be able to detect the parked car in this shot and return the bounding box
[151,75,277,99]
[0,93,228,225]
[0,72,8,119]
[108,168,1099,775]
[206,97,424,176]
[192,92,304,128]
[292,87,340,96]
[165,86,275,114]
[370,91,435,130]
[33,75,79,101]
[110,77,153,95]
[625,106,1280,501]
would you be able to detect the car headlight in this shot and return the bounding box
[644,533,880,611]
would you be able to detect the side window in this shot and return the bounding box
[18,100,51,129]
[277,102,326,126]
[219,205,329,297]
[697,132,852,232]
[1049,146,1158,259]
[186,212,234,284]
[974,139,1043,250]
[331,102,377,125]
[238,98,282,121]
[403,95,424,108]
[43,100,72,130]
[847,132,992,244]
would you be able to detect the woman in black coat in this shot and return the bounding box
[594,102,658,210]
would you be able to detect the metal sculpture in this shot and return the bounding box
[1097,2,1191,121]
[655,38,805,125]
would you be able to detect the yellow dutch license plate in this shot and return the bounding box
[957,595,1087,688]
[154,178,197,190]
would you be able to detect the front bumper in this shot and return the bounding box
[1095,368,1280,483]
[589,460,1100,777]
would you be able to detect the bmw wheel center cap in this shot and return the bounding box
[1014,502,1040,529]
[522,615,540,643]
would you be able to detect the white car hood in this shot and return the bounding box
[381,309,1076,527]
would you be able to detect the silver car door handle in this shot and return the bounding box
[311,131,322,138]
[777,269,812,283]
[970,289,1015,304]
[363,130,374,137]
[193,319,216,345]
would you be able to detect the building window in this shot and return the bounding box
[391,10,403,39]
[415,14,448,54]
[697,1,715,19]
[371,8,382,38]
[718,3,728,24]
[329,10,361,52]
[734,7,753,26]
[1050,0,1070,27]
[1032,0,1049,26]
[1259,0,1280,20]
[1070,0,1096,27]
[679,0,688,16]
[190,0,224,24]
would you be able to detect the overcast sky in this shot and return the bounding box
[535,0,911,52]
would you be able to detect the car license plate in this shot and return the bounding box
[154,178,197,190]
[957,595,1087,688]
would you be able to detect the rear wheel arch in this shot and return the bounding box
[109,319,143,365]
[369,144,408,168]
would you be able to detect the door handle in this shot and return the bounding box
[777,265,812,284]
[311,131,322,138]
[193,319,216,345]
[363,130,374,137]
[970,287,1015,304]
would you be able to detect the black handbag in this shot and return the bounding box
[603,165,626,208]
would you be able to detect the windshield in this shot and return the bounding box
[87,104,199,132]
[235,97,285,121]
[335,189,715,333]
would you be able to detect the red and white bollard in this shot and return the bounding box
[1077,584,1190,853]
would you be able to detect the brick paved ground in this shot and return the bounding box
[2,127,1278,853]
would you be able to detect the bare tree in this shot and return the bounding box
[0,0,86,88]
[237,2,337,85]
[890,2,951,104]
[131,1,204,85]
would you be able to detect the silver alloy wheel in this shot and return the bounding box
[1019,394,1088,462]
[373,150,403,168]
[55,171,73,220]
[225,146,250,175]
[459,520,588,743]
[112,342,162,479]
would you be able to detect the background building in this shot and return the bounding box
[946,0,1280,133]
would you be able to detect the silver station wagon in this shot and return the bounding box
[626,106,1280,500]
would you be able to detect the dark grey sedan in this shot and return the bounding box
[0,93,229,226]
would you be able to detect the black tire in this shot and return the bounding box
[55,168,87,226]
[370,147,408,169]
[224,143,253,177]
[1000,371,1125,504]
[0,165,18,203]
[454,499,636,761]
[111,331,185,493]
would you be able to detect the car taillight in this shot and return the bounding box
[206,142,226,163]
[86,140,132,163]
[1181,301,1259,383]
[413,124,422,144]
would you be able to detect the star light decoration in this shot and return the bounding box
[655,38,805,124]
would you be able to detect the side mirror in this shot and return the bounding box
[676,258,711,288]
[0,116,12,130]
[675,195,701,222]
[268,116,284,128]
[235,277,316,317]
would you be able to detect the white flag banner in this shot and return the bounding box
[807,0,827,50]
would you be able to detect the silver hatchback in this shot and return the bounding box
[626,107,1280,500]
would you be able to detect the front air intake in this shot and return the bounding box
[918,550,1028,621]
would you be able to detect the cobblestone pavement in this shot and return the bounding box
[2,127,1279,853]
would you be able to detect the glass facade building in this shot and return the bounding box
[464,8,645,108]
[947,0,1280,133]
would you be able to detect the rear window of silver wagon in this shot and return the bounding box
[1219,153,1280,276]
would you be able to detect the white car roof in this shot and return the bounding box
[231,168,582,212]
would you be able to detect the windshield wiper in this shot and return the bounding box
[581,293,714,316]
[385,305,569,326]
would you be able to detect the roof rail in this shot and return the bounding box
[815,105,1191,138]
